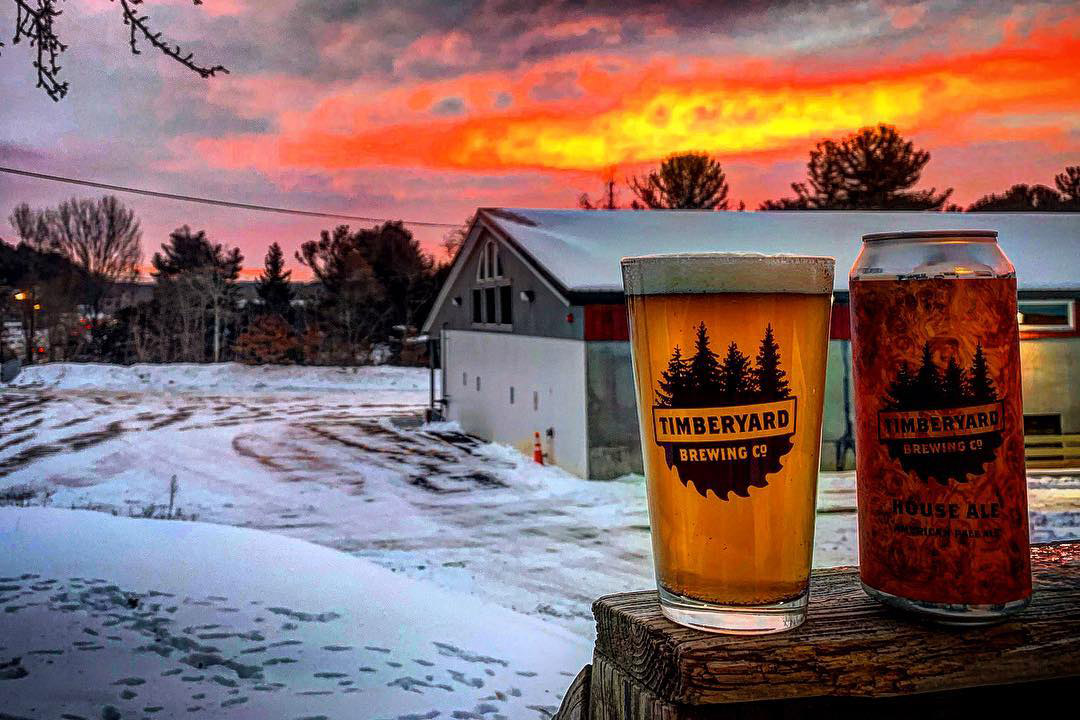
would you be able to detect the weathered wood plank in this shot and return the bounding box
[554,664,592,720]
[593,541,1080,706]
[587,651,1078,720]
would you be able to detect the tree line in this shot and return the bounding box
[1,197,446,366]
[580,124,1080,212]
[656,323,791,409]
[886,342,998,411]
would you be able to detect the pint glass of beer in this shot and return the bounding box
[622,253,834,634]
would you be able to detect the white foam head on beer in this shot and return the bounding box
[621,252,835,295]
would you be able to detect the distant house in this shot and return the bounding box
[423,209,1080,479]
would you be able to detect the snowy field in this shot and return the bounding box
[0,507,587,719]
[1,362,1079,718]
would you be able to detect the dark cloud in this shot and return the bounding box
[431,97,467,115]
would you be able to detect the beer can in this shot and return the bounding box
[849,230,1031,623]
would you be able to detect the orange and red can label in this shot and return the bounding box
[850,277,1031,605]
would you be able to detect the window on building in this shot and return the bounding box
[484,287,496,322]
[1018,300,1075,331]
[499,285,513,325]
[509,386,515,404]
[1024,414,1062,436]
[533,390,539,411]
[473,238,512,328]
[1024,414,1064,462]
[476,376,481,391]
[463,372,467,387]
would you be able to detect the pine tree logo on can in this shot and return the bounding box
[652,322,797,500]
[876,340,1004,483]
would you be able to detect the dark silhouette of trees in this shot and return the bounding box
[655,344,690,407]
[2,0,227,101]
[297,222,438,363]
[753,323,789,401]
[886,361,916,408]
[687,322,723,404]
[255,242,294,317]
[718,340,754,404]
[580,167,622,210]
[8,203,49,249]
[968,342,996,402]
[630,153,730,210]
[8,197,141,353]
[942,357,968,404]
[0,230,83,362]
[44,196,142,335]
[1055,166,1080,209]
[440,213,475,259]
[656,324,791,408]
[966,184,1064,211]
[886,341,997,410]
[759,124,951,210]
[151,226,243,363]
[914,342,942,405]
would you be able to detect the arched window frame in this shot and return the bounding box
[472,237,512,329]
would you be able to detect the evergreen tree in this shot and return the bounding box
[256,242,294,317]
[968,342,997,402]
[687,322,723,406]
[966,184,1063,212]
[656,344,690,408]
[758,124,951,210]
[914,342,942,406]
[753,323,789,401]
[887,361,916,408]
[233,313,300,365]
[1055,166,1080,209]
[629,153,730,210]
[718,340,754,405]
[942,356,970,404]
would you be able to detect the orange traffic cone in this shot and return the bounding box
[533,431,544,465]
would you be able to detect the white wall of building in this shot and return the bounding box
[443,330,589,477]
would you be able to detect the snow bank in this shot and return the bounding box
[6,362,432,395]
[0,507,588,719]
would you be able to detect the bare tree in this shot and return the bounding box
[2,0,228,101]
[8,203,50,249]
[579,166,622,210]
[440,213,475,259]
[45,196,142,330]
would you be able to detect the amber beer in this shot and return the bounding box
[849,230,1031,623]
[622,253,834,634]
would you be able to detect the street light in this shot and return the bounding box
[13,291,26,301]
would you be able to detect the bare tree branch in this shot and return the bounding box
[118,0,228,79]
[2,0,228,101]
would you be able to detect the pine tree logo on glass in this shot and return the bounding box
[652,322,797,500]
[877,341,1004,484]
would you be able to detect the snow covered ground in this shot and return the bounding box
[0,507,588,719]
[8,362,432,397]
[1,362,1078,717]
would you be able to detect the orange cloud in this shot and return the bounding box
[195,19,1080,175]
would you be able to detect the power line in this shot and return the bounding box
[0,166,459,228]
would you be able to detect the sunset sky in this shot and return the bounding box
[2,0,1078,277]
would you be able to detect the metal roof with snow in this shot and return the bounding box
[477,208,1080,294]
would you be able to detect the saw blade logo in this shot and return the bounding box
[877,341,1004,483]
[652,322,797,500]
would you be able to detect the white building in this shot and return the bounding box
[423,209,1080,479]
